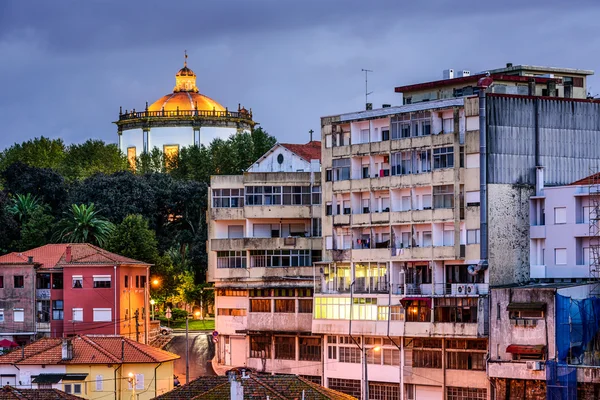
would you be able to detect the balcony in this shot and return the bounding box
[247,313,313,332]
[332,145,351,158]
[371,175,390,191]
[352,248,390,262]
[36,289,51,300]
[404,321,478,337]
[36,322,51,333]
[333,214,351,226]
[244,205,311,219]
[530,225,546,239]
[433,246,455,259]
[392,283,489,296]
[351,213,371,226]
[332,180,351,192]
[211,237,322,251]
[371,212,390,224]
[391,211,411,224]
[432,208,454,222]
[210,207,244,221]
[431,169,455,185]
[391,246,433,261]
[530,264,591,279]
[412,209,433,222]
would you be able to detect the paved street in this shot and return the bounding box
[164,332,216,384]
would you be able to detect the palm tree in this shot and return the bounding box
[6,193,42,222]
[54,203,115,247]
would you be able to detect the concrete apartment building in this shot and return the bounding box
[207,140,324,382]
[314,64,600,399]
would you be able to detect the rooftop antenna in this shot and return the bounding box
[184,50,188,67]
[361,68,373,108]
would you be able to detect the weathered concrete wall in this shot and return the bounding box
[488,183,534,285]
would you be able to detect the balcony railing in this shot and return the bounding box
[392,283,489,296]
[118,109,253,121]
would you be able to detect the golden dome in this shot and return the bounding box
[148,92,226,112]
[147,53,226,112]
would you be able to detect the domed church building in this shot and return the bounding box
[115,53,254,165]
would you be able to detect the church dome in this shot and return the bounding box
[147,53,226,112]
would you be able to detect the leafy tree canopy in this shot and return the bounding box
[54,203,115,247]
[106,214,158,264]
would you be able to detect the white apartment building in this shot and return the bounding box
[207,140,324,383]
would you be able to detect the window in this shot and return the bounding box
[325,169,332,182]
[382,128,390,141]
[383,348,401,365]
[140,276,147,288]
[299,337,321,361]
[95,375,103,392]
[406,301,430,322]
[250,299,271,313]
[52,300,64,320]
[93,308,111,322]
[554,207,567,224]
[216,251,246,269]
[406,384,415,400]
[37,273,51,289]
[332,158,350,181]
[72,275,83,289]
[423,231,432,247]
[0,310,4,323]
[329,378,361,399]
[415,150,431,173]
[274,299,295,313]
[435,298,478,323]
[64,384,72,394]
[73,308,83,322]
[412,349,442,368]
[443,229,454,246]
[135,276,140,288]
[212,188,244,208]
[93,276,111,289]
[446,351,485,370]
[0,276,3,288]
[249,335,271,359]
[312,218,322,237]
[433,185,454,208]
[312,186,321,205]
[73,384,82,394]
[509,309,544,319]
[555,248,567,265]
[217,289,248,297]
[52,273,63,289]
[447,387,486,400]
[13,276,24,289]
[217,308,247,316]
[275,336,296,360]
[391,115,410,139]
[467,229,480,244]
[443,118,454,134]
[249,250,311,268]
[124,276,129,288]
[422,194,432,209]
[13,309,24,322]
[339,346,361,363]
[163,144,179,161]
[433,146,454,169]
[298,299,313,313]
[326,202,332,216]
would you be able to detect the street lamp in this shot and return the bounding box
[127,372,136,400]
[152,279,159,286]
[363,346,381,400]
[150,299,155,320]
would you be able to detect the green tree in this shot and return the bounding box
[0,137,66,172]
[250,127,277,163]
[61,140,128,181]
[13,207,54,251]
[54,203,115,246]
[6,193,43,223]
[106,214,158,263]
[136,148,165,174]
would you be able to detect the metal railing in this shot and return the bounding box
[118,109,253,121]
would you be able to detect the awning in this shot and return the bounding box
[506,344,546,355]
[0,339,18,348]
[507,302,546,311]
[32,373,88,384]
[400,297,432,308]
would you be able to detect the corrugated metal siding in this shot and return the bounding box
[487,96,600,185]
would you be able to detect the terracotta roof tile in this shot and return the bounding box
[0,243,148,269]
[0,386,84,399]
[154,373,356,400]
[0,336,178,366]
[570,172,600,186]
[280,141,321,163]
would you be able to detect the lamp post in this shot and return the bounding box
[150,299,155,320]
[185,313,189,385]
[363,346,380,400]
[127,372,136,400]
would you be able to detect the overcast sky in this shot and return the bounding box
[1,0,599,148]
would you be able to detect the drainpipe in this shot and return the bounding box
[386,285,402,398]
[114,265,118,335]
[476,77,493,273]
[154,362,162,396]
[114,364,122,400]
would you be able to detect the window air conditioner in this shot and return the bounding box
[466,284,477,295]
[526,361,543,371]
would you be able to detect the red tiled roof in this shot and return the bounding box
[570,172,600,186]
[0,336,179,366]
[394,73,560,93]
[0,386,84,399]
[155,373,357,400]
[0,243,148,269]
[280,141,322,162]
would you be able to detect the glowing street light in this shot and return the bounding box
[127,372,136,400]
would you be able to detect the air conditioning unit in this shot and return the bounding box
[526,361,544,371]
[466,284,477,295]
[455,284,466,295]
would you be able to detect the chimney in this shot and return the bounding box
[27,256,34,264]
[65,245,72,263]
[528,78,536,96]
[548,80,557,97]
[227,370,244,400]
[564,82,573,99]
[506,62,513,68]
[61,339,73,361]
[382,104,391,108]
[366,103,372,111]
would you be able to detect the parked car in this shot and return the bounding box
[161,326,173,335]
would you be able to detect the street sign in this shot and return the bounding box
[165,311,172,319]
[212,331,219,337]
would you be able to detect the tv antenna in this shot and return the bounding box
[361,69,373,106]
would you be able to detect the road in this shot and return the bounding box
[164,331,216,383]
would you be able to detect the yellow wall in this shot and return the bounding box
[64,361,174,400]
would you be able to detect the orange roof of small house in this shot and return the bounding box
[0,336,178,366]
[0,243,149,269]
[0,386,84,399]
[280,141,322,162]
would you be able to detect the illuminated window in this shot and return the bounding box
[163,144,179,161]
[127,147,136,169]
